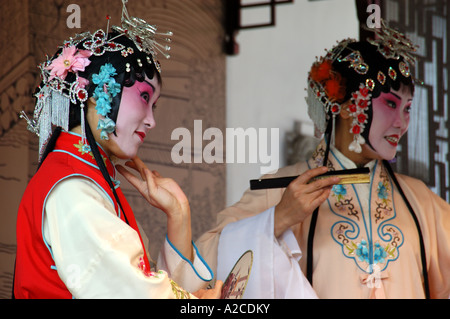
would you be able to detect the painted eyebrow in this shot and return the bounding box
[388,92,401,100]
[387,92,413,102]
[143,80,155,93]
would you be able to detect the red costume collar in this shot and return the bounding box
[54,131,116,179]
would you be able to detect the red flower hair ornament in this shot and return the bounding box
[306,57,348,140]
[306,50,372,153]
[347,84,372,153]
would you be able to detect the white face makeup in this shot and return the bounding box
[366,84,413,161]
[107,75,161,159]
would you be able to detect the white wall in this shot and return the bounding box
[226,0,359,205]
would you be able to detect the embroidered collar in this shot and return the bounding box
[329,143,376,172]
[53,131,116,179]
[308,139,403,274]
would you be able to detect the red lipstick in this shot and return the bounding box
[135,131,146,142]
[385,134,399,147]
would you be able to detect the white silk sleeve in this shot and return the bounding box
[158,236,213,292]
[217,207,318,299]
[43,177,198,299]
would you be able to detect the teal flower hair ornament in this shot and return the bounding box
[92,63,122,140]
[97,117,116,140]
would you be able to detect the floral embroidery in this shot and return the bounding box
[374,171,393,222]
[332,184,359,220]
[384,242,397,259]
[73,140,106,163]
[310,140,404,274]
[377,181,389,202]
[136,256,191,298]
[170,279,191,299]
[137,256,165,278]
[356,239,370,263]
[332,184,347,201]
[373,242,388,264]
[74,140,91,155]
[355,240,387,265]
[329,159,403,273]
[344,241,358,255]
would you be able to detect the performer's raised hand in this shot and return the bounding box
[274,166,340,237]
[116,156,189,217]
[116,156,193,261]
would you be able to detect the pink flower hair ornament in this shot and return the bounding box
[45,45,93,82]
[20,45,93,159]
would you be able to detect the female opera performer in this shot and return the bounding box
[14,2,220,299]
[196,21,450,299]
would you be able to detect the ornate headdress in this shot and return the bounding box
[20,0,172,160]
[306,19,418,154]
